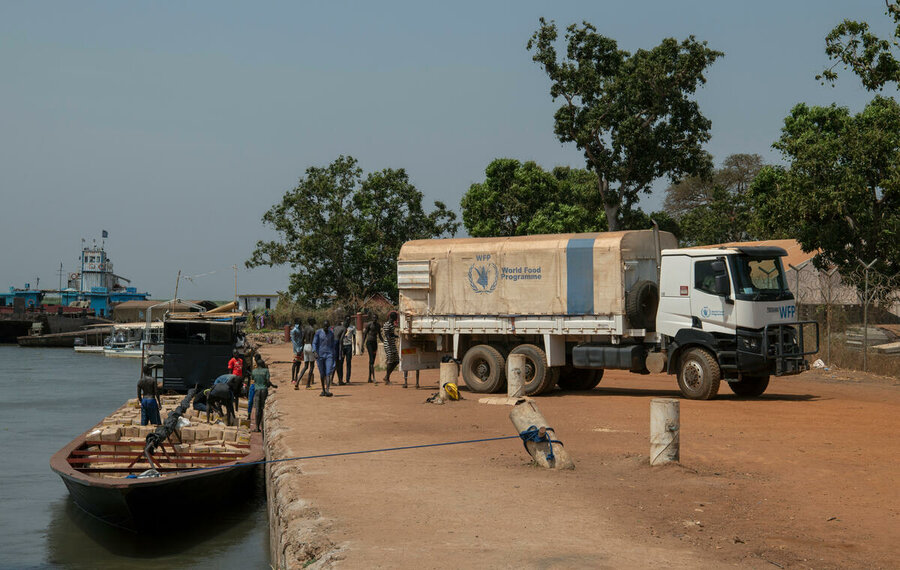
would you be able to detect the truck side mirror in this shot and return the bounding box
[711,260,726,273]
[714,274,730,296]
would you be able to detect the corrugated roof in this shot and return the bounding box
[699,239,819,269]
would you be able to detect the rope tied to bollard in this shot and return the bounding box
[518,425,564,463]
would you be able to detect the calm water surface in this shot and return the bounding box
[0,346,269,569]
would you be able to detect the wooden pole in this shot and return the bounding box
[439,361,458,401]
[507,353,525,399]
[508,400,574,469]
[650,398,680,466]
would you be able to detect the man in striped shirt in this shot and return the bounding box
[382,311,399,385]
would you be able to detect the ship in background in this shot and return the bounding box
[0,232,150,342]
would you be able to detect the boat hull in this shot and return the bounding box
[51,424,264,531]
[55,460,260,530]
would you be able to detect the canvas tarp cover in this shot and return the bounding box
[399,230,676,316]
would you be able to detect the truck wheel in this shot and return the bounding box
[461,345,506,393]
[625,280,659,331]
[727,375,769,397]
[511,344,555,395]
[557,367,604,391]
[676,348,721,400]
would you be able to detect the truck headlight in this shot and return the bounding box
[739,336,760,353]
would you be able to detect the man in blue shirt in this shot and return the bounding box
[312,320,336,397]
[290,319,303,388]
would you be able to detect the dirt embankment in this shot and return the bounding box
[258,343,899,569]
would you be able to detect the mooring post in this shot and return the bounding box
[439,361,458,401]
[650,398,680,465]
[509,400,574,469]
[507,353,526,399]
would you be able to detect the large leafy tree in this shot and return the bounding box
[818,0,900,90]
[247,156,458,304]
[461,159,603,236]
[747,99,900,285]
[527,19,722,230]
[663,153,764,246]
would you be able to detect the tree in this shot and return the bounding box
[747,99,900,287]
[527,19,722,230]
[663,153,764,245]
[818,0,900,90]
[353,168,458,298]
[247,156,458,304]
[460,159,604,236]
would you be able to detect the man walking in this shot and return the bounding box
[382,311,400,385]
[312,320,336,397]
[333,317,347,385]
[290,319,303,387]
[251,355,277,431]
[301,317,317,388]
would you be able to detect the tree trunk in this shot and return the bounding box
[605,203,619,231]
[597,175,618,231]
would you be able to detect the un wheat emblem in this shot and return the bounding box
[468,263,498,294]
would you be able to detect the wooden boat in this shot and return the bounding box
[51,391,263,531]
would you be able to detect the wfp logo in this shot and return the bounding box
[779,305,796,319]
[468,262,498,294]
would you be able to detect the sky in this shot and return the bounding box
[0,1,891,300]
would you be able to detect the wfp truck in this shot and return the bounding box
[396,229,818,399]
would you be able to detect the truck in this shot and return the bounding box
[396,229,818,400]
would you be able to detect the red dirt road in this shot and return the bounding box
[259,344,899,569]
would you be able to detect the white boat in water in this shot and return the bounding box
[102,322,163,359]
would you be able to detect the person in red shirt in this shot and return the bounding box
[228,350,244,378]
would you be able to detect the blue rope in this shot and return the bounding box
[175,434,521,473]
[518,425,563,463]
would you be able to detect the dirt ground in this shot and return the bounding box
[257,342,899,569]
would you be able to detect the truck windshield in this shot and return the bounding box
[731,255,792,301]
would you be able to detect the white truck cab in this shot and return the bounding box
[653,245,817,398]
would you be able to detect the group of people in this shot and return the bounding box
[138,347,277,434]
[134,310,411,438]
[289,311,406,394]
[290,316,357,396]
[195,350,277,432]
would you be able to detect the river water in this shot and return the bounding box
[0,346,269,569]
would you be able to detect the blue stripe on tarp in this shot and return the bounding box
[566,238,595,314]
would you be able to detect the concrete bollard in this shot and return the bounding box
[507,353,526,399]
[650,398,680,465]
[509,400,574,469]
[439,361,458,401]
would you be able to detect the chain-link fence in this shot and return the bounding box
[790,263,900,378]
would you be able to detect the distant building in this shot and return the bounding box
[237,294,279,312]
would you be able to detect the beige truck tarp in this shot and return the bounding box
[399,230,676,317]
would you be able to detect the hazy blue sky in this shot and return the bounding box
[0,1,890,300]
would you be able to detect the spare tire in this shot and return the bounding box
[625,280,659,331]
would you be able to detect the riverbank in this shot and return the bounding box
[257,342,898,569]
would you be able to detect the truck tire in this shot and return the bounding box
[510,344,555,395]
[625,280,659,331]
[727,374,769,397]
[461,344,506,393]
[557,367,603,391]
[676,348,721,400]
